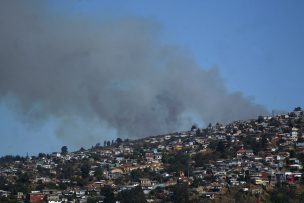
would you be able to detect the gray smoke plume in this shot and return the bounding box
[0,1,266,146]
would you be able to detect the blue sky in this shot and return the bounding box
[1,0,304,156]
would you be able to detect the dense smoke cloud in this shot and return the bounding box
[0,1,266,145]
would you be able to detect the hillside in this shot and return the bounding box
[1,107,304,203]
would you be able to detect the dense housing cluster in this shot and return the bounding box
[1,107,304,203]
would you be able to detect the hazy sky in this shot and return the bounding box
[0,0,303,156]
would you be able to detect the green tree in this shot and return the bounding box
[87,197,100,203]
[271,190,290,203]
[117,186,146,203]
[173,183,189,203]
[294,107,302,111]
[100,186,115,203]
[61,146,68,155]
[130,169,143,182]
[270,186,296,203]
[257,115,264,123]
[166,152,189,173]
[95,167,104,181]
[216,140,225,155]
[116,138,123,144]
[15,171,31,194]
[194,152,217,167]
[81,162,91,178]
[196,128,201,136]
[38,153,46,158]
[61,163,74,179]
[191,125,197,131]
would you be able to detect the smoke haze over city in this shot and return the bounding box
[0,0,303,155]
